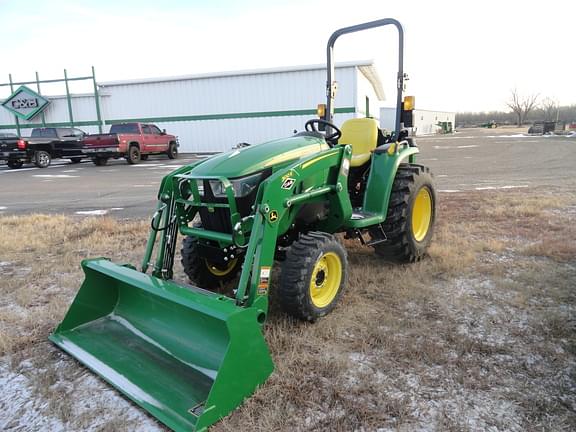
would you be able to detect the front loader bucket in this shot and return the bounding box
[49,258,274,432]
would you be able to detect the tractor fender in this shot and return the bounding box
[362,145,419,218]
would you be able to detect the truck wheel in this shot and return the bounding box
[127,145,141,164]
[70,157,82,164]
[278,232,347,322]
[181,236,241,289]
[372,164,436,262]
[34,150,51,168]
[93,157,108,166]
[7,160,23,169]
[167,142,178,159]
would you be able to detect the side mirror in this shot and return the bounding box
[161,129,167,135]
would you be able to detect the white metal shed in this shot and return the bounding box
[97,61,384,152]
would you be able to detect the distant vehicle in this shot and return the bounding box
[82,123,178,166]
[528,121,556,135]
[0,127,86,169]
[479,121,498,128]
[0,132,28,169]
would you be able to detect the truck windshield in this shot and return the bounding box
[31,128,58,138]
[110,124,139,134]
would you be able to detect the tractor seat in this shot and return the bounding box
[338,118,379,167]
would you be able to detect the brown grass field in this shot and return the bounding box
[1,187,575,431]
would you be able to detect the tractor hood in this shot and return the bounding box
[191,135,329,178]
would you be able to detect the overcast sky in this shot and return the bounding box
[0,0,573,112]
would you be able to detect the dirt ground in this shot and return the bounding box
[1,185,575,431]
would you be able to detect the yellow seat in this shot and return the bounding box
[338,118,379,167]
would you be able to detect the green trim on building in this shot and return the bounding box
[0,107,356,130]
[104,107,356,125]
[0,120,101,130]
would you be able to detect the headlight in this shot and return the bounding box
[209,172,262,198]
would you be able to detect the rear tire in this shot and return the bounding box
[34,150,51,168]
[167,142,178,159]
[181,236,241,289]
[278,232,347,322]
[93,157,108,166]
[7,160,23,169]
[127,145,141,164]
[372,164,436,262]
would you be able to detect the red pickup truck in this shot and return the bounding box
[83,123,178,166]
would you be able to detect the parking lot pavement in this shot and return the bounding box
[0,156,200,218]
[416,128,576,193]
[0,129,574,218]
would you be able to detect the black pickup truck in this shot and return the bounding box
[0,132,28,169]
[0,127,87,169]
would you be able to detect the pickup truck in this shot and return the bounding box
[82,123,178,166]
[0,132,28,169]
[2,127,88,168]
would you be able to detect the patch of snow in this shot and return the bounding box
[0,357,163,432]
[33,174,79,178]
[439,189,461,193]
[456,144,478,149]
[75,210,108,216]
[0,206,6,210]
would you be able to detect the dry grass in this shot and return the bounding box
[1,187,575,431]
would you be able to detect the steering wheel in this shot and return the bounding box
[304,119,342,145]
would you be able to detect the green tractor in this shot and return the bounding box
[50,18,436,432]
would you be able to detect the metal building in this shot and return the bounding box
[0,61,385,153]
[380,107,455,136]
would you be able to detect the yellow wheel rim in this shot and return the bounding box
[309,252,342,308]
[412,187,433,242]
[205,258,238,277]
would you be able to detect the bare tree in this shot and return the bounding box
[541,97,558,121]
[507,89,539,126]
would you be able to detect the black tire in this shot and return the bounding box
[372,164,436,262]
[70,157,82,164]
[278,232,347,322]
[34,150,51,168]
[167,142,178,159]
[7,160,23,169]
[93,157,108,166]
[140,154,149,161]
[181,236,241,289]
[127,145,141,164]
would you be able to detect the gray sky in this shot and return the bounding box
[0,0,574,112]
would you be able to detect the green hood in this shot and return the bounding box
[191,135,329,178]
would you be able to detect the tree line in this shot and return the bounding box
[457,90,576,127]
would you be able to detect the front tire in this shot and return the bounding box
[127,145,141,164]
[34,150,51,168]
[181,236,241,289]
[7,160,23,169]
[278,232,347,322]
[167,142,178,159]
[372,164,436,262]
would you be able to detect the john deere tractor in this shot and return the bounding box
[50,18,436,432]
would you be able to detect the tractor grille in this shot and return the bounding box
[199,207,232,233]
[197,178,262,234]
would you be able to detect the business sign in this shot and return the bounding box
[1,85,50,120]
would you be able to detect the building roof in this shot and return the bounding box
[99,60,385,101]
